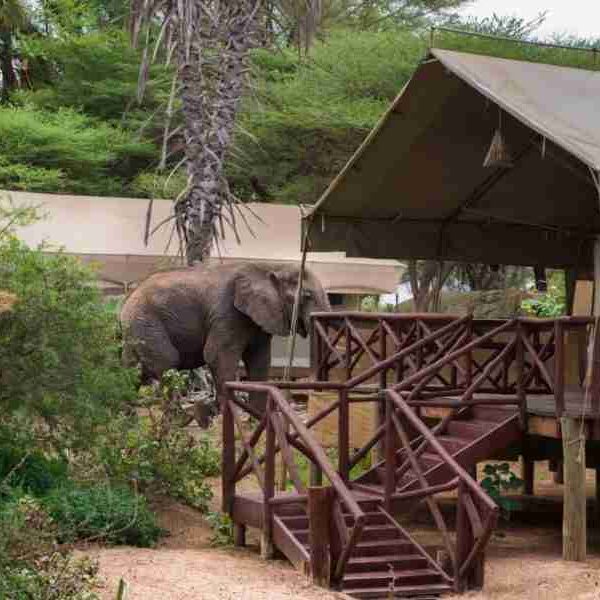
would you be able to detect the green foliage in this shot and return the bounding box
[521,271,566,318]
[92,414,220,511]
[0,443,68,497]
[22,31,171,124]
[0,106,154,195]
[0,495,99,599]
[0,234,138,448]
[435,28,600,72]
[42,484,163,547]
[206,511,234,546]
[480,462,523,519]
[230,29,426,204]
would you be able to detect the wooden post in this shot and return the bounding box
[310,462,323,487]
[261,396,275,559]
[555,320,565,419]
[523,457,535,496]
[516,322,527,430]
[596,467,600,525]
[553,460,564,485]
[378,320,387,462]
[561,416,586,561]
[384,395,396,510]
[234,523,246,547]
[338,389,349,481]
[222,389,236,515]
[308,486,332,587]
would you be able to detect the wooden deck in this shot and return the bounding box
[221,313,600,597]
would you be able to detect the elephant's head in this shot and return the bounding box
[233,264,330,338]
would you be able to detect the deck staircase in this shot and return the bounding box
[268,402,522,599]
[225,314,533,599]
[354,405,521,496]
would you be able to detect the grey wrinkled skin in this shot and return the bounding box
[120,262,330,425]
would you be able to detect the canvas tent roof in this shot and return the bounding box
[8,191,402,294]
[306,49,600,268]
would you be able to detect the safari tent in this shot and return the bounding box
[8,190,403,373]
[305,48,600,280]
[8,190,403,301]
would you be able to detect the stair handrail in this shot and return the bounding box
[226,381,365,581]
[386,389,497,514]
[386,388,499,588]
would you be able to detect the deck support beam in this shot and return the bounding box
[523,457,535,496]
[308,486,332,587]
[561,416,587,561]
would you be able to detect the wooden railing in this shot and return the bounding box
[311,312,599,421]
[223,381,365,580]
[223,312,600,589]
[385,389,499,591]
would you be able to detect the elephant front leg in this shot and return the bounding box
[242,336,272,414]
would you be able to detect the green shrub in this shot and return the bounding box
[0,495,99,599]
[480,462,523,519]
[95,419,220,511]
[206,511,234,546]
[0,231,138,451]
[0,107,154,195]
[42,484,163,547]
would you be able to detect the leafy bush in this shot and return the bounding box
[207,511,234,546]
[480,462,523,519]
[43,484,163,547]
[95,419,220,511]
[0,107,154,195]
[0,230,138,451]
[521,271,566,317]
[0,495,99,600]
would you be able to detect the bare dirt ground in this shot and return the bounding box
[90,435,600,600]
[91,483,345,600]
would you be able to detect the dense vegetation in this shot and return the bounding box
[0,201,219,597]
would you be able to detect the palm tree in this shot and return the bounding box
[131,1,468,264]
[130,1,323,264]
[0,0,28,103]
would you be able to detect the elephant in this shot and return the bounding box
[120,261,330,425]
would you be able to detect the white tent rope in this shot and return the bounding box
[284,211,313,383]
[277,212,312,490]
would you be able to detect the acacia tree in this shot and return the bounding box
[130,0,466,264]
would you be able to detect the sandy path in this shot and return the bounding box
[92,497,345,600]
[91,496,600,600]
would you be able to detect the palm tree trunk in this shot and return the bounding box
[178,3,259,264]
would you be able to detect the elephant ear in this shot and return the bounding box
[234,271,288,336]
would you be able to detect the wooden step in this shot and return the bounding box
[470,405,518,422]
[343,568,443,589]
[294,524,400,544]
[446,419,494,439]
[346,554,427,574]
[281,511,389,530]
[436,434,467,454]
[352,538,414,557]
[342,582,452,599]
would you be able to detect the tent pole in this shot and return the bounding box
[563,168,600,560]
[277,214,312,490]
